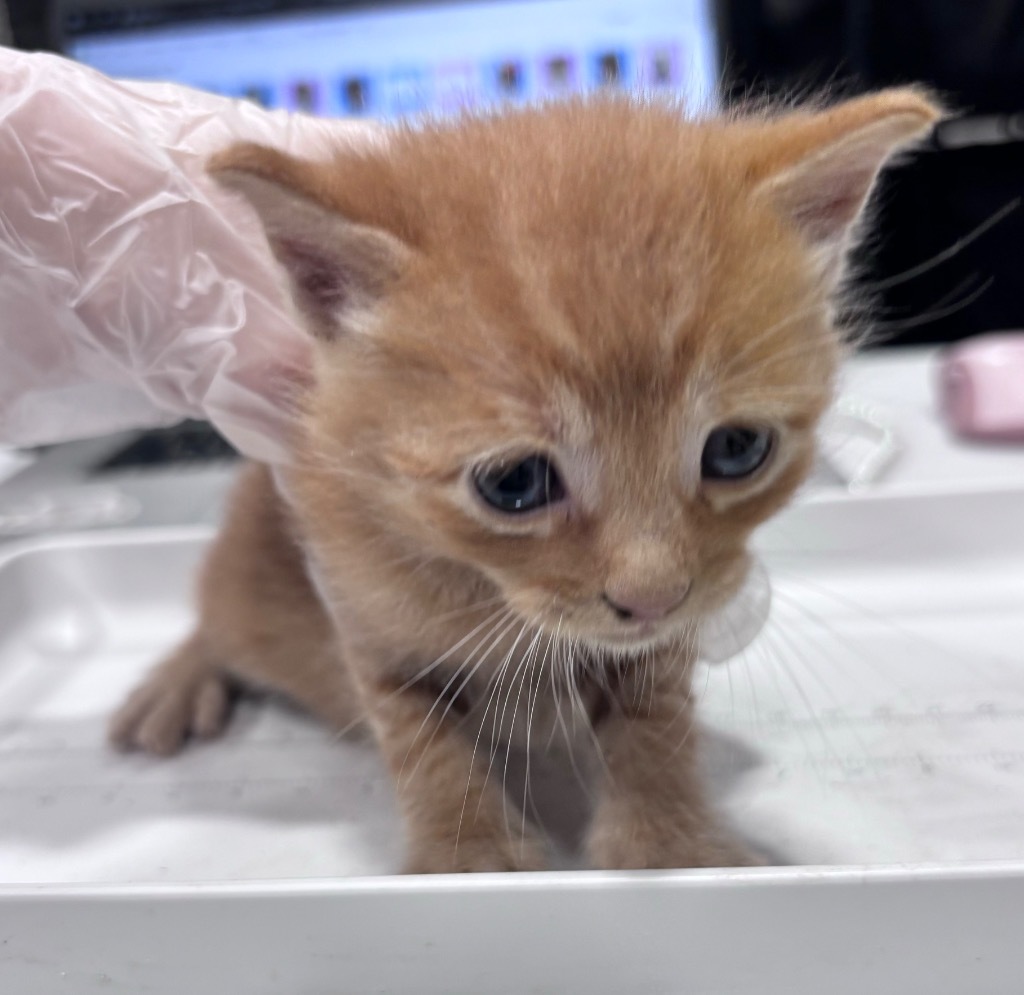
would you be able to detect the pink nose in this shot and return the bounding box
[603,584,690,622]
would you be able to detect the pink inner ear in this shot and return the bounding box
[789,183,867,243]
[274,235,352,313]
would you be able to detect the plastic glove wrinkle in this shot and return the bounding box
[0,50,379,461]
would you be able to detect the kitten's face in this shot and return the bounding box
[212,93,938,655]
[331,215,834,655]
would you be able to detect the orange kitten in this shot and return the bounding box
[111,91,940,872]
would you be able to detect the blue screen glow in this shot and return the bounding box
[67,0,720,119]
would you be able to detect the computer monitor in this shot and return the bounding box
[60,0,721,119]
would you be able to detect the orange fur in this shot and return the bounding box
[113,91,940,872]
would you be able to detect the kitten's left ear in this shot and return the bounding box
[751,88,942,278]
[209,142,412,342]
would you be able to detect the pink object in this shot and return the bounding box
[939,332,1024,442]
[0,51,383,463]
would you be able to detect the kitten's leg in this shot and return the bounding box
[109,633,237,756]
[357,670,548,873]
[110,464,363,755]
[109,627,360,756]
[585,662,760,870]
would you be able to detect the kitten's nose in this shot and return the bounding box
[603,583,690,622]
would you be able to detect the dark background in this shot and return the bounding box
[7,0,1024,346]
[722,0,1024,347]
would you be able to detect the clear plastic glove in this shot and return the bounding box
[0,50,382,462]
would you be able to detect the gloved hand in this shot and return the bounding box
[0,50,381,462]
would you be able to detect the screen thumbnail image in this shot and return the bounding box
[340,76,373,115]
[540,53,576,91]
[289,80,321,113]
[593,49,628,87]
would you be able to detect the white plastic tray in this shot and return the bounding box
[2,486,1024,993]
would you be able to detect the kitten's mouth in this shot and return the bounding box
[584,618,683,655]
[605,620,659,641]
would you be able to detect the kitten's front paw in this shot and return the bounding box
[405,833,548,874]
[588,815,764,870]
[109,642,236,757]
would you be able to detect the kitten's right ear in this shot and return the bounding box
[209,143,411,341]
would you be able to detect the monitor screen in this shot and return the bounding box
[62,0,720,119]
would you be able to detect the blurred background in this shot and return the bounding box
[4,0,1024,347]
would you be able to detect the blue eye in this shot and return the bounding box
[701,426,774,480]
[474,455,565,513]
